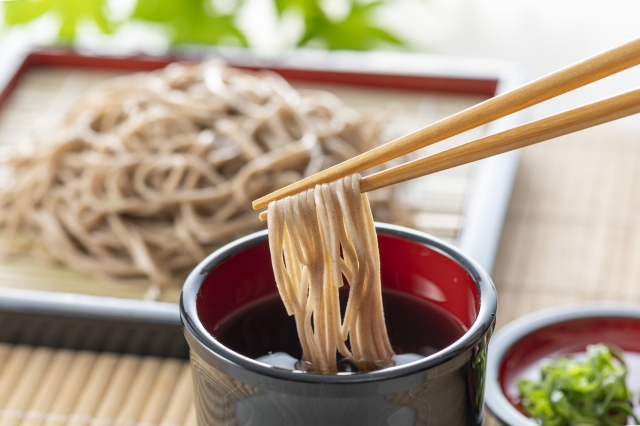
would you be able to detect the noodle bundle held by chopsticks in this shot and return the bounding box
[0,61,406,289]
[267,174,394,373]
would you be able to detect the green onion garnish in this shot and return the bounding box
[517,343,639,426]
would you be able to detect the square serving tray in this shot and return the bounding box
[0,41,523,303]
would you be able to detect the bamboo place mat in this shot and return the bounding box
[484,119,640,425]
[0,66,486,303]
[0,343,195,426]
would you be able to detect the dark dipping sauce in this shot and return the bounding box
[213,288,468,364]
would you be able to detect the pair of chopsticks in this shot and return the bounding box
[254,37,640,220]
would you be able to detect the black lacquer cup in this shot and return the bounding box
[181,223,497,426]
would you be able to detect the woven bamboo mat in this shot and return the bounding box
[484,119,640,425]
[0,66,486,303]
[0,343,195,426]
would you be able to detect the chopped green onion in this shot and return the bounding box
[517,344,639,426]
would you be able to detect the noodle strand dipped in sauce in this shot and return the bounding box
[267,174,394,373]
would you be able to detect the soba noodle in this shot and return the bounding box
[0,62,408,290]
[267,174,394,373]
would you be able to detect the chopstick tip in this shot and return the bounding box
[252,199,263,210]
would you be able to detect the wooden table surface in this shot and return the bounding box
[484,118,640,425]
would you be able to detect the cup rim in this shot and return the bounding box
[485,303,640,426]
[180,222,496,385]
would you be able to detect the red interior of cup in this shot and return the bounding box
[499,317,640,412]
[196,233,479,337]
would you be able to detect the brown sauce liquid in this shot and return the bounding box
[213,288,467,368]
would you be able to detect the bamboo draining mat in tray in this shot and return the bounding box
[0,344,195,426]
[0,62,493,302]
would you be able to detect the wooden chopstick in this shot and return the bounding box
[360,87,640,192]
[257,87,640,221]
[252,36,640,211]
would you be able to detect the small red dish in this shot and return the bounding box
[485,305,640,425]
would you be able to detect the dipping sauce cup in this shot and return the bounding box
[181,223,497,426]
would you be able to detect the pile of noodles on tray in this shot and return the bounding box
[0,61,410,289]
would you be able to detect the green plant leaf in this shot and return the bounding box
[132,0,186,23]
[175,14,247,45]
[3,0,402,51]
[3,0,53,25]
[274,0,322,17]
[300,1,404,50]
[132,0,247,46]
[4,0,115,40]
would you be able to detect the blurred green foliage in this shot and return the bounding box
[2,0,404,50]
[131,0,247,46]
[4,0,113,40]
[275,0,402,50]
